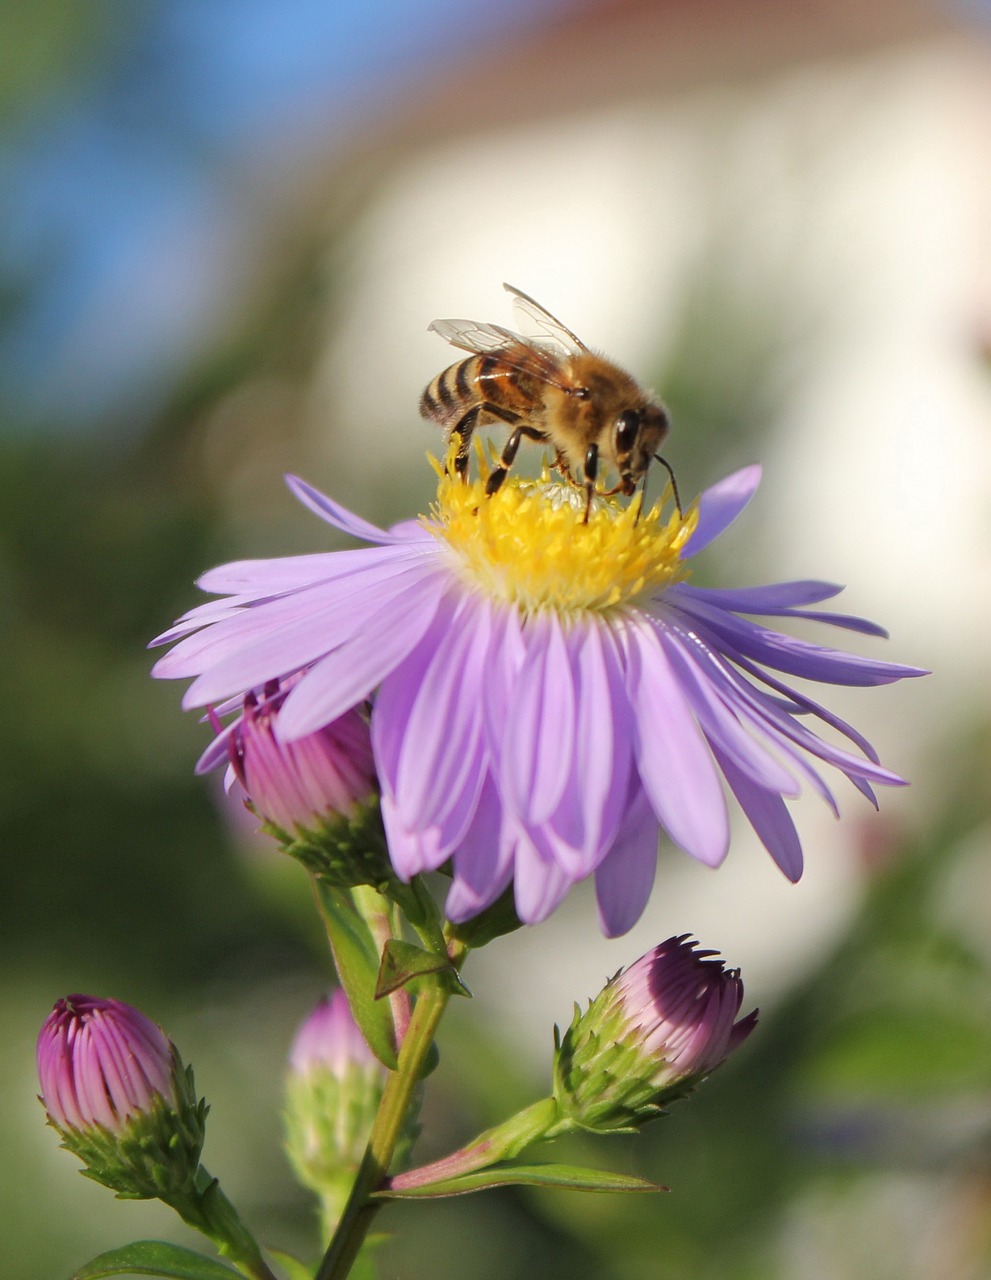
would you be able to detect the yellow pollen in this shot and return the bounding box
[424,444,697,616]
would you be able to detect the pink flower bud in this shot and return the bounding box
[38,995,175,1134]
[221,681,377,835]
[289,989,378,1080]
[613,935,758,1083]
[284,991,395,1231]
[553,935,757,1132]
[37,994,206,1199]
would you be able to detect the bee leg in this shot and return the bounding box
[653,453,682,516]
[452,404,524,481]
[582,444,599,524]
[449,406,484,480]
[485,424,545,496]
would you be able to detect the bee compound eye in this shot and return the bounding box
[615,409,640,454]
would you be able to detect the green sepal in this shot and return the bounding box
[283,1062,382,1194]
[53,1056,207,1201]
[313,881,397,1070]
[375,939,471,999]
[373,1162,665,1199]
[393,875,446,946]
[271,797,394,894]
[445,883,523,949]
[551,998,679,1133]
[69,1239,240,1279]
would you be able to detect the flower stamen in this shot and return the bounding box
[426,445,697,616]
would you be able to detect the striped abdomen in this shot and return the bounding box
[420,354,541,434]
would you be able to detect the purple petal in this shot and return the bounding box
[195,719,239,774]
[847,774,879,808]
[624,619,730,867]
[659,631,799,796]
[151,601,253,648]
[511,831,575,924]
[274,573,450,738]
[678,580,846,610]
[571,624,631,860]
[543,625,631,876]
[372,600,453,795]
[196,551,373,596]
[667,630,843,814]
[670,582,889,637]
[680,629,903,792]
[445,775,516,921]
[389,518,427,540]
[482,604,525,750]
[594,785,659,937]
[391,596,490,829]
[729,649,882,763]
[712,744,804,881]
[682,465,761,559]
[380,794,448,877]
[286,474,429,545]
[157,547,427,685]
[502,614,575,825]
[667,593,925,687]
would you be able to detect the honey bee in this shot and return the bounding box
[420,283,678,520]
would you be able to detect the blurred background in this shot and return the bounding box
[3,1,991,1277]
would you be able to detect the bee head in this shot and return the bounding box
[614,403,670,485]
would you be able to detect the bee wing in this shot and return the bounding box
[428,316,573,390]
[427,318,524,355]
[503,282,588,355]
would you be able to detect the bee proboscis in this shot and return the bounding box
[420,283,678,520]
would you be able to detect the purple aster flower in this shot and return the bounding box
[152,458,925,936]
[553,934,757,1131]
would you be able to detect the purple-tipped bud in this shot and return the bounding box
[227,684,377,835]
[552,935,757,1133]
[284,991,394,1232]
[289,989,380,1080]
[615,935,757,1078]
[38,995,174,1134]
[37,995,205,1198]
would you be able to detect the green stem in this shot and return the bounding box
[314,960,461,1280]
[165,1165,278,1280]
[352,884,411,1045]
[387,1096,560,1191]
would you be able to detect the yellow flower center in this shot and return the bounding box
[425,447,697,616]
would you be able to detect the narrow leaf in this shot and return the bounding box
[71,1240,240,1280]
[374,1162,666,1199]
[315,882,397,1069]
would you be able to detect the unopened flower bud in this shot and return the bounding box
[208,680,393,889]
[37,995,206,1199]
[284,990,391,1229]
[552,935,757,1134]
[230,682,376,833]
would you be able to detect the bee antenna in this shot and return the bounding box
[653,454,682,517]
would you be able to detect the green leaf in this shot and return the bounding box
[71,1239,241,1280]
[374,1162,666,1199]
[315,881,397,1069]
[375,939,469,998]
